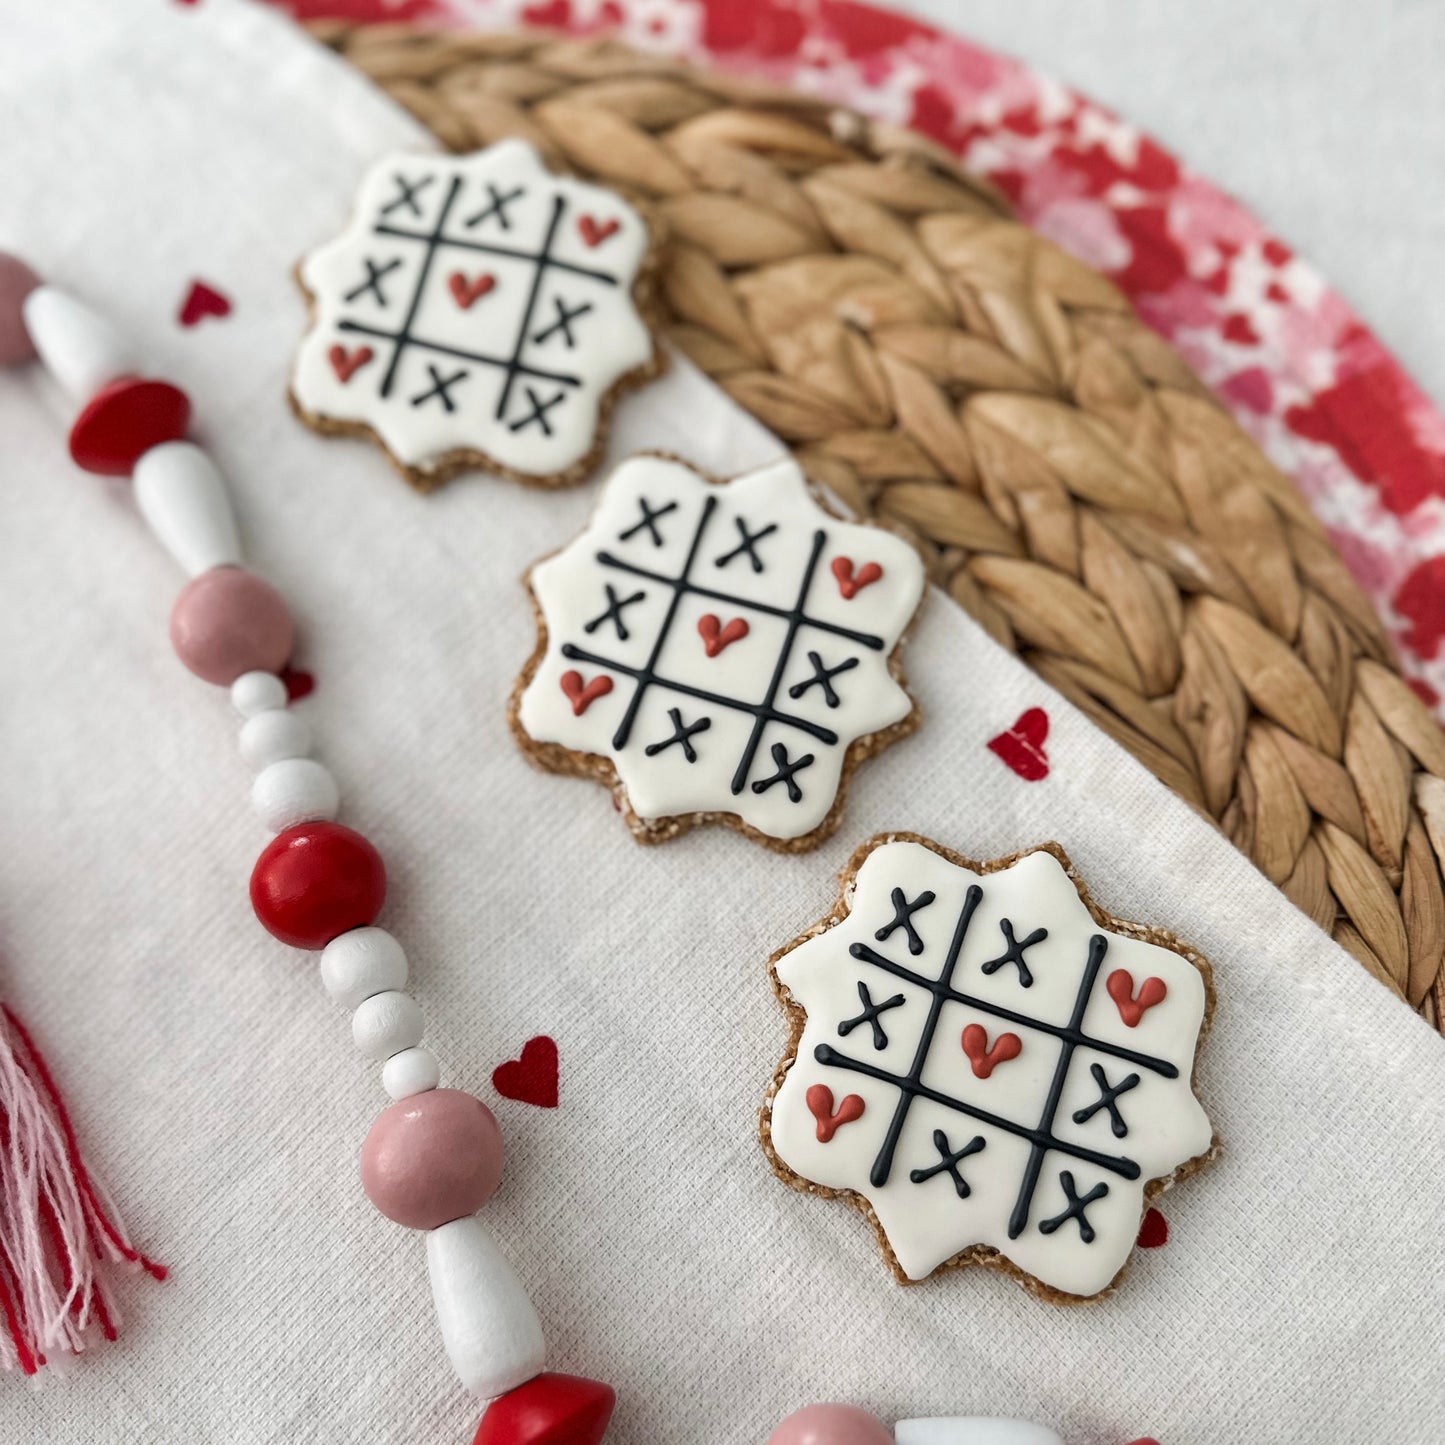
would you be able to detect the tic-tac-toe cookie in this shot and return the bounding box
[290,140,662,490]
[762,834,1216,1300]
[511,454,927,850]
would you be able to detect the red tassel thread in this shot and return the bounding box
[0,1004,164,1373]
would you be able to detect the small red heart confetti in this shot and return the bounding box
[805,1084,865,1143]
[960,1022,1022,1080]
[493,1036,559,1108]
[1136,1208,1169,1249]
[281,666,315,703]
[328,344,373,383]
[987,707,1050,781]
[178,280,231,328]
[830,556,883,599]
[447,271,496,309]
[560,669,613,717]
[1221,312,1259,346]
[697,613,749,657]
[68,378,191,477]
[578,215,620,248]
[1106,969,1168,1028]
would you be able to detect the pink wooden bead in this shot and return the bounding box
[361,1089,504,1230]
[0,253,40,366]
[767,1405,894,1445]
[170,566,293,686]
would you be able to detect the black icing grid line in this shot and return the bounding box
[559,493,891,797]
[812,880,1179,1240]
[335,172,624,422]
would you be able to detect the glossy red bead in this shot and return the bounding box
[472,1374,616,1445]
[250,823,386,950]
[67,376,190,476]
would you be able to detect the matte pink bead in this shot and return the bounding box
[169,566,293,686]
[766,1405,893,1445]
[361,1089,504,1230]
[0,253,40,366]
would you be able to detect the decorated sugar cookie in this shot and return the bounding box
[511,455,926,850]
[291,140,662,490]
[762,835,1216,1299]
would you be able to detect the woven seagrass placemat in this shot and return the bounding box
[314,21,1445,1033]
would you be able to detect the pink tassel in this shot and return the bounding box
[0,1004,164,1373]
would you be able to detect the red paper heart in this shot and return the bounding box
[1136,1207,1169,1249]
[577,215,620,248]
[1106,969,1168,1028]
[830,556,883,599]
[328,344,373,383]
[281,666,315,703]
[492,1036,559,1109]
[448,271,497,309]
[67,378,191,477]
[960,1022,1022,1079]
[177,279,231,327]
[805,1083,865,1143]
[986,707,1050,781]
[697,613,749,657]
[472,1372,616,1445]
[559,670,613,717]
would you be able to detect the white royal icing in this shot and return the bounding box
[516,455,926,841]
[292,140,654,478]
[768,841,1213,1296]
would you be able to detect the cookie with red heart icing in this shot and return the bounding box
[510,452,926,851]
[762,833,1216,1300]
[290,139,663,492]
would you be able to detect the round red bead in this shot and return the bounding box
[68,376,190,476]
[250,823,385,950]
[472,1373,617,1445]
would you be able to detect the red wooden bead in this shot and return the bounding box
[250,823,386,950]
[472,1374,616,1445]
[68,376,190,476]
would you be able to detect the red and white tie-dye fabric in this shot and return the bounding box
[281,0,1445,716]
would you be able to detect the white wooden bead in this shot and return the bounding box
[251,758,338,832]
[22,285,136,399]
[382,1046,440,1100]
[133,442,242,576]
[231,671,289,718]
[240,709,313,770]
[893,1421,1064,1445]
[319,928,408,1008]
[425,1216,546,1399]
[352,990,423,1060]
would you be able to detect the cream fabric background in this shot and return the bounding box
[0,2,1441,1442]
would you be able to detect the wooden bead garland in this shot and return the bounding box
[352,989,424,1061]
[251,756,340,833]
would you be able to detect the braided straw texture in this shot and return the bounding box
[316,21,1445,1030]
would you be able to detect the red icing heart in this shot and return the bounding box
[559,670,613,717]
[328,344,374,383]
[472,1372,616,1445]
[281,666,315,703]
[67,378,191,477]
[1107,969,1168,1027]
[986,706,1050,781]
[830,556,883,599]
[577,215,620,248]
[697,613,749,657]
[805,1083,865,1143]
[177,279,231,327]
[1136,1207,1169,1249]
[492,1036,559,1109]
[448,271,497,309]
[961,1022,1022,1079]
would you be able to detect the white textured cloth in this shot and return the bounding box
[0,3,1441,1444]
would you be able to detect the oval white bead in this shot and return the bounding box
[231,671,289,718]
[240,709,313,770]
[352,990,423,1060]
[319,928,408,1008]
[133,442,242,576]
[382,1046,440,1100]
[893,1421,1064,1445]
[251,757,338,832]
[22,285,136,399]
[425,1216,546,1399]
